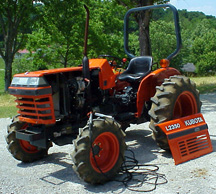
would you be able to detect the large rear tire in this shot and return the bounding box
[71,117,126,184]
[6,116,49,162]
[149,75,201,150]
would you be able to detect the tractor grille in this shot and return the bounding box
[15,95,55,124]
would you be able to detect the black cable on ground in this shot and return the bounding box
[115,149,168,192]
[88,113,168,192]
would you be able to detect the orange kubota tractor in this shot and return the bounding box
[6,4,201,184]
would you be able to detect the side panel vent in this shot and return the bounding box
[170,130,212,164]
[156,113,213,165]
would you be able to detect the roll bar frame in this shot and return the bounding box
[124,4,182,60]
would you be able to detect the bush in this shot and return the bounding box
[196,52,216,75]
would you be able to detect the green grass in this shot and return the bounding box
[0,58,5,93]
[0,93,17,118]
[0,58,17,117]
[190,76,216,94]
[0,58,4,69]
[0,70,4,93]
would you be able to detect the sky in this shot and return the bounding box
[169,0,216,17]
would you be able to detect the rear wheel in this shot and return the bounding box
[71,117,126,184]
[149,75,201,150]
[6,116,49,162]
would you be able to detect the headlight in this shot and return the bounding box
[11,77,48,87]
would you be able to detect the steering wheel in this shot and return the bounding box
[98,54,124,68]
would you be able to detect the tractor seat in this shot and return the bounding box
[118,56,153,83]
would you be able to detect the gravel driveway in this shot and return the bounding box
[0,93,216,194]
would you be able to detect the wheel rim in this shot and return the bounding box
[19,140,39,153]
[173,91,198,119]
[19,123,39,154]
[90,132,120,173]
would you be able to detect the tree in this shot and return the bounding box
[87,0,126,58]
[22,0,126,69]
[196,52,216,75]
[35,0,86,68]
[0,0,36,92]
[191,26,216,75]
[114,0,169,56]
[150,20,181,65]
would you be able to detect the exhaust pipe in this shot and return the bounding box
[82,5,90,80]
[82,5,91,106]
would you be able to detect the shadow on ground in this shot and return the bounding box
[16,125,170,193]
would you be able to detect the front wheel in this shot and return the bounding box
[6,117,49,162]
[71,117,126,184]
[149,75,201,150]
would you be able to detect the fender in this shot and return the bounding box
[136,67,181,117]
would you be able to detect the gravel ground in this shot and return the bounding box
[0,93,216,194]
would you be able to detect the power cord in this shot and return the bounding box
[88,112,168,192]
[115,149,168,192]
